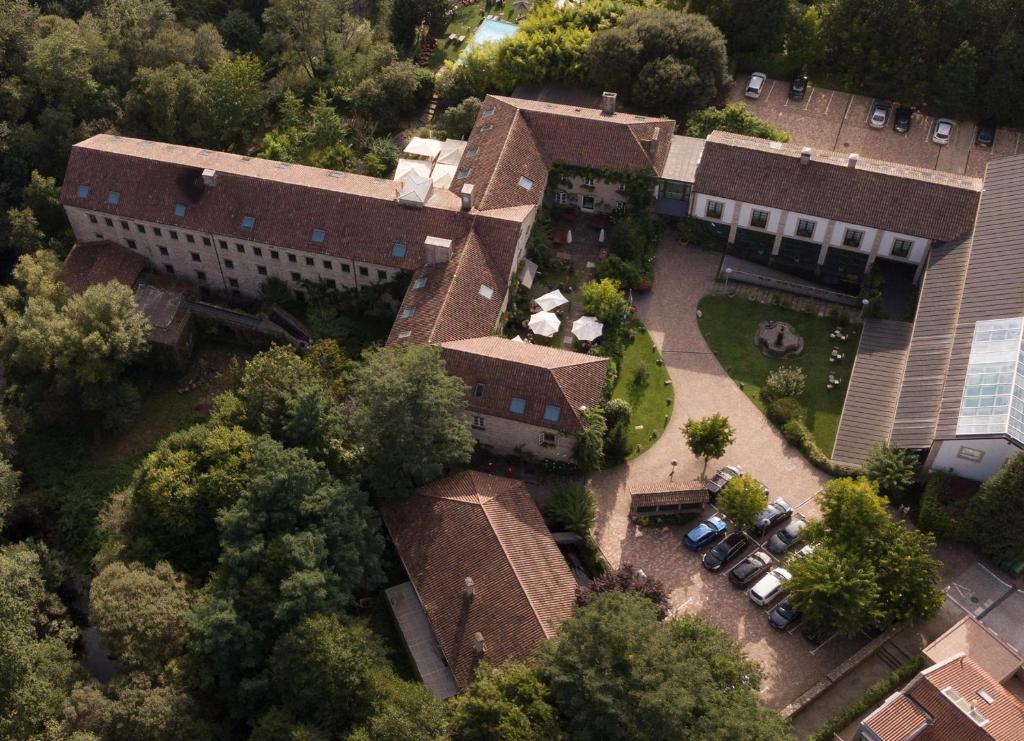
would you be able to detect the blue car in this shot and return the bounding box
[683,516,727,551]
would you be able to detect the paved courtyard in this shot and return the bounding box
[590,240,856,708]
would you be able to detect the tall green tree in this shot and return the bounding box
[347,670,449,741]
[682,413,736,476]
[685,103,790,142]
[201,54,266,150]
[961,453,1024,563]
[787,544,882,638]
[580,278,629,332]
[350,345,474,503]
[689,0,795,55]
[931,40,978,121]
[717,473,767,529]
[811,476,891,553]
[451,661,561,741]
[574,405,608,472]
[864,442,918,503]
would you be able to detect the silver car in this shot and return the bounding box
[768,519,807,554]
[932,118,954,145]
[869,102,890,128]
[745,72,767,99]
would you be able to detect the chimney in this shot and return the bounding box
[600,91,617,116]
[799,147,812,166]
[464,576,475,600]
[848,153,859,169]
[202,168,217,187]
[460,182,474,211]
[424,236,453,265]
[473,632,487,657]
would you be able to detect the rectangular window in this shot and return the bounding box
[270,250,280,260]
[288,253,297,263]
[224,259,234,269]
[305,257,314,267]
[509,397,526,415]
[136,223,145,234]
[413,276,427,289]
[402,307,416,318]
[663,181,689,201]
[843,229,864,248]
[377,270,387,280]
[164,264,174,274]
[174,203,186,217]
[323,260,332,270]
[466,147,479,157]
[322,278,336,289]
[892,238,914,258]
[241,215,255,230]
[191,252,201,262]
[542,432,556,446]
[705,200,724,219]
[519,176,534,191]
[153,227,162,237]
[555,191,569,205]
[202,237,211,246]
[126,239,137,249]
[186,234,195,243]
[219,240,227,249]
[159,246,169,256]
[170,230,179,240]
[88,214,98,224]
[341,264,351,273]
[228,278,239,288]
[582,176,595,187]
[291,272,301,282]
[392,243,407,258]
[120,220,129,230]
[581,195,595,211]
[749,210,770,229]
[796,219,816,238]
[76,185,90,198]
[359,266,369,276]
[235,244,244,253]
[311,228,326,244]
[543,404,561,423]
[957,446,985,462]
[257,265,267,276]
[472,415,486,430]
[106,191,120,205]
[253,247,262,257]
[195,270,207,281]
[474,383,486,397]
[104,217,114,227]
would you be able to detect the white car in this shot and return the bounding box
[932,118,954,145]
[745,72,767,99]
[749,567,792,606]
[869,102,890,128]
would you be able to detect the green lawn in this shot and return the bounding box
[428,5,487,68]
[611,327,674,459]
[697,295,858,456]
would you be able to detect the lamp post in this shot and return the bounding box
[724,267,733,293]
[670,458,678,481]
[860,297,869,319]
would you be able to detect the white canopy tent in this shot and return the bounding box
[430,162,458,189]
[403,137,444,160]
[534,289,568,311]
[571,316,604,342]
[436,138,467,165]
[528,311,561,337]
[394,158,432,182]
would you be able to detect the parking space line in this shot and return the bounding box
[824,89,834,115]
[978,562,1012,589]
[788,620,803,635]
[809,632,838,655]
[802,86,815,111]
[1015,132,1021,155]
[767,79,776,99]
[793,489,821,512]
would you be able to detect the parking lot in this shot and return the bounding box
[619,493,869,709]
[945,560,1024,654]
[728,76,1024,178]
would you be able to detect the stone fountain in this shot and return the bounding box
[755,320,804,358]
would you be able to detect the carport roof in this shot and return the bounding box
[693,131,982,243]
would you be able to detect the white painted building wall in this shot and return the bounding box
[736,202,783,233]
[782,211,826,242]
[692,193,737,225]
[929,437,1022,482]
[877,230,929,264]
[825,221,878,253]
[467,412,573,461]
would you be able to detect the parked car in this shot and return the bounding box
[749,568,792,606]
[768,599,800,630]
[893,106,913,133]
[768,519,807,554]
[976,121,996,147]
[706,465,743,496]
[869,101,891,128]
[729,551,772,587]
[683,515,727,551]
[751,498,793,537]
[932,118,954,145]
[703,531,747,571]
[745,72,767,99]
[789,73,808,101]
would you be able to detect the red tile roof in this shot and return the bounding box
[383,471,577,690]
[693,131,982,243]
[60,240,146,293]
[440,336,608,433]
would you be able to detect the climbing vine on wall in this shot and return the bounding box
[547,163,654,210]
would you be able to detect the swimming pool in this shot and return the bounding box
[464,18,519,55]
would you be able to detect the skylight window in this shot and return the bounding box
[956,317,1024,444]
[402,307,416,318]
[76,185,90,198]
[478,285,494,299]
[482,107,496,117]
[457,168,470,179]
[466,147,479,157]
[414,277,428,289]
[398,330,411,339]
[519,176,534,191]
[241,215,256,230]
[480,124,493,133]
[392,243,407,258]
[174,203,187,217]
[311,228,326,244]
[544,405,561,422]
[509,398,526,415]
[106,191,120,205]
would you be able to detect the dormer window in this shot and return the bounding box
[241,215,255,231]
[174,203,187,217]
[398,330,411,339]
[466,147,479,157]
[76,185,90,198]
[479,285,493,299]
[457,168,470,179]
[544,404,561,423]
[106,191,120,205]
[480,124,493,133]
[402,307,416,318]
[414,277,428,289]
[519,176,534,191]
[509,398,526,415]
[482,106,496,117]
[311,228,326,244]
[392,243,407,258]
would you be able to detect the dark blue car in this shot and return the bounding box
[683,515,727,551]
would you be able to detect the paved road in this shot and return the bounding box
[589,240,843,708]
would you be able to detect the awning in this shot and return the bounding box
[437,139,467,165]
[403,137,444,160]
[395,158,432,182]
[430,162,457,189]
[535,289,568,311]
[518,258,538,289]
[529,311,560,337]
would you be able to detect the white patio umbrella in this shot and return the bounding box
[511,335,524,343]
[534,289,568,311]
[571,315,604,342]
[529,311,561,337]
[566,229,573,244]
[598,228,606,243]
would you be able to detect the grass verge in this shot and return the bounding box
[697,295,857,456]
[610,327,674,459]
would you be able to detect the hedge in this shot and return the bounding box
[767,397,806,426]
[917,471,961,540]
[781,420,859,477]
[807,655,925,741]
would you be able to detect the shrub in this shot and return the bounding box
[677,216,726,249]
[604,421,631,461]
[781,420,805,445]
[544,484,597,536]
[602,398,632,431]
[631,364,649,388]
[918,472,960,541]
[865,442,919,501]
[761,365,806,403]
[576,562,670,620]
[574,407,608,472]
[595,254,643,290]
[767,397,805,426]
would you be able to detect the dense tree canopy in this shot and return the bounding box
[717,473,767,529]
[685,102,790,142]
[962,453,1024,563]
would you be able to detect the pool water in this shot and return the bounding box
[464,18,519,54]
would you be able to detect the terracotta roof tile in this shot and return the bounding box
[60,240,146,293]
[629,480,709,507]
[382,471,577,689]
[693,131,982,243]
[440,337,607,433]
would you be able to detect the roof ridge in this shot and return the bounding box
[445,336,607,367]
[478,110,546,211]
[426,233,477,343]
